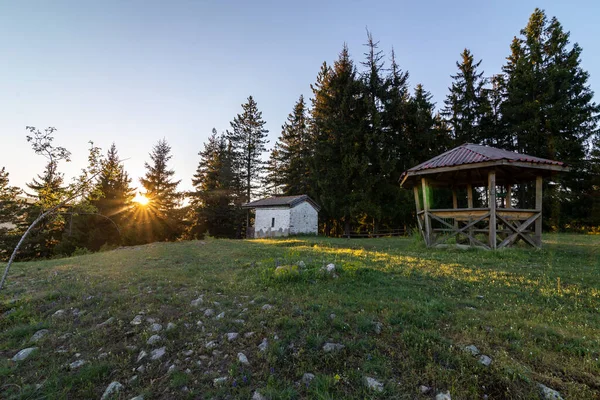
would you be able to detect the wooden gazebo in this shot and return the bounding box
[400,144,569,249]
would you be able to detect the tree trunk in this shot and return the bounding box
[344,218,351,238]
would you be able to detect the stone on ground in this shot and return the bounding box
[261,304,273,311]
[464,345,480,356]
[252,391,267,400]
[147,335,162,345]
[258,338,268,352]
[150,323,162,332]
[136,350,147,362]
[226,332,239,342]
[364,376,384,392]
[479,354,492,367]
[436,391,452,400]
[166,322,176,331]
[130,396,144,400]
[322,342,344,352]
[237,352,249,365]
[96,317,115,328]
[213,376,228,386]
[150,347,166,360]
[101,381,123,400]
[420,385,431,394]
[190,296,204,307]
[130,315,143,325]
[52,309,66,318]
[538,384,564,400]
[204,309,214,317]
[302,373,315,385]
[69,360,86,369]
[216,312,225,320]
[30,329,50,343]
[12,347,38,361]
[205,340,217,349]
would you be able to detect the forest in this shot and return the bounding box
[1,8,599,260]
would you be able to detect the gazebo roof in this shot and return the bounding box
[400,144,569,188]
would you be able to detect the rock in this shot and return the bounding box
[166,322,176,331]
[182,350,194,356]
[477,295,485,299]
[302,373,315,385]
[130,315,143,325]
[479,355,492,367]
[196,320,203,327]
[150,347,166,360]
[136,365,146,373]
[216,312,225,320]
[126,345,137,351]
[12,347,38,361]
[190,296,204,307]
[204,309,214,317]
[213,376,228,386]
[227,332,239,342]
[538,384,564,400]
[322,342,345,352]
[101,381,123,400]
[237,352,249,365]
[98,352,108,359]
[52,309,66,318]
[69,360,86,369]
[464,345,480,356]
[329,313,336,320]
[130,396,144,400]
[233,319,245,324]
[323,263,336,273]
[252,391,267,400]
[205,341,217,349]
[146,317,156,324]
[30,329,50,343]
[258,338,268,352]
[364,376,384,392]
[97,317,115,328]
[137,350,147,362]
[261,304,273,311]
[167,364,177,374]
[297,261,306,269]
[374,322,382,334]
[128,375,138,384]
[150,323,163,332]
[420,385,431,394]
[72,308,84,317]
[436,391,452,400]
[59,332,72,340]
[244,332,255,338]
[147,335,162,345]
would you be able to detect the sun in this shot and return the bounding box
[133,192,150,206]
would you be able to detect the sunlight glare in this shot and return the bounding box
[133,192,150,206]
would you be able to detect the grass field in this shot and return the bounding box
[0,234,599,399]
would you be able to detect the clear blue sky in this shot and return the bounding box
[1,1,598,192]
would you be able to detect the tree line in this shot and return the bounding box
[1,8,599,259]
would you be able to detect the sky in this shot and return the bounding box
[1,0,599,193]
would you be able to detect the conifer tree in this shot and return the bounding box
[311,45,368,235]
[0,168,23,260]
[502,8,600,227]
[442,49,489,145]
[139,139,182,241]
[86,143,135,249]
[188,129,238,238]
[266,95,311,196]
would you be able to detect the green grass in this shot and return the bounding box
[0,234,599,399]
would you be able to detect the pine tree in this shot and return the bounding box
[139,139,182,241]
[188,130,238,238]
[266,95,311,196]
[502,8,600,227]
[442,49,490,145]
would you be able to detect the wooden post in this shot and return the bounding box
[422,178,431,246]
[506,185,512,209]
[467,183,474,245]
[535,176,543,247]
[452,188,459,243]
[413,186,424,241]
[488,171,497,249]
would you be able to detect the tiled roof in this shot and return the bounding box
[242,195,321,211]
[406,143,565,173]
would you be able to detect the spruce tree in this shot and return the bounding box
[442,49,489,145]
[139,139,182,241]
[188,129,238,238]
[502,8,600,227]
[0,168,23,260]
[86,143,135,249]
[22,160,67,258]
[266,95,311,196]
[310,45,367,235]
